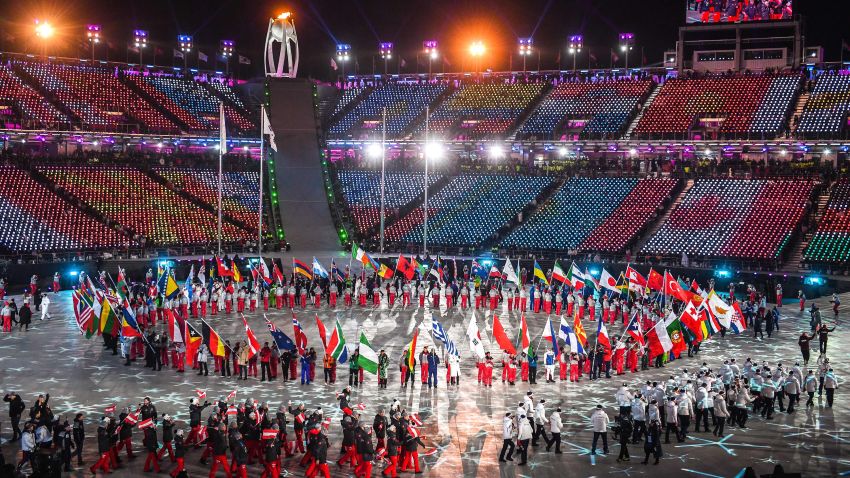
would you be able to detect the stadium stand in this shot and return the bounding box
[804,180,850,262]
[328,83,447,138]
[517,79,653,139]
[39,165,251,245]
[642,179,814,259]
[330,87,365,118]
[0,165,129,252]
[0,64,69,129]
[501,177,640,251]
[401,174,553,246]
[155,168,265,233]
[578,178,679,252]
[336,169,441,234]
[633,74,800,138]
[796,74,850,137]
[424,82,545,139]
[18,62,180,133]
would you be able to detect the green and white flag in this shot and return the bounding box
[358,332,379,374]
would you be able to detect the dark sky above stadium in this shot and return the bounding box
[1,0,846,79]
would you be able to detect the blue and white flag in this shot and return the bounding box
[431,316,459,356]
[184,265,194,301]
[312,257,329,279]
[559,317,584,354]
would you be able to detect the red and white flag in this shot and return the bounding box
[227,406,238,417]
[195,389,207,399]
[262,429,277,440]
[376,447,387,459]
[407,426,420,438]
[137,418,155,430]
[356,403,367,411]
[197,425,208,443]
[321,417,331,429]
[124,412,139,425]
[242,316,261,357]
[409,414,423,427]
[226,390,237,401]
[104,404,116,414]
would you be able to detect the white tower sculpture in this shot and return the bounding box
[264,12,299,78]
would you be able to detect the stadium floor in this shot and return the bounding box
[0,289,846,477]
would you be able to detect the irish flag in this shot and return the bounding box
[352,244,378,270]
[358,332,379,374]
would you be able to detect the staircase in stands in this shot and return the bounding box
[632,178,693,254]
[622,83,662,140]
[788,91,811,137]
[782,182,833,273]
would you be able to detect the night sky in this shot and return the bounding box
[1,0,847,79]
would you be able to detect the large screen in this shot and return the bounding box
[685,0,793,24]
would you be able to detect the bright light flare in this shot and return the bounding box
[469,41,485,57]
[278,12,292,20]
[488,144,504,159]
[35,20,55,39]
[425,142,443,160]
[367,143,382,159]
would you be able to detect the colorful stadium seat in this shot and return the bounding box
[804,180,850,262]
[0,65,68,129]
[0,165,129,252]
[643,179,814,259]
[797,74,850,136]
[329,84,447,138]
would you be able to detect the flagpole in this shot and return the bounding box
[217,103,224,257]
[379,107,387,254]
[258,105,265,258]
[423,105,429,256]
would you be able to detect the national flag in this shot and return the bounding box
[691,279,700,292]
[357,332,379,374]
[626,266,647,292]
[266,318,296,351]
[646,319,672,360]
[123,411,139,425]
[488,265,501,278]
[492,315,517,354]
[115,268,129,300]
[465,315,485,359]
[292,315,308,353]
[195,389,207,399]
[599,268,621,294]
[327,320,347,362]
[312,257,329,279]
[407,426,420,438]
[231,260,242,283]
[551,260,567,283]
[293,259,313,280]
[406,329,418,371]
[431,316,458,356]
[238,54,251,65]
[99,296,118,336]
[120,302,142,338]
[185,323,202,367]
[568,263,586,289]
[502,258,519,286]
[542,318,558,351]
[258,258,273,286]
[412,257,427,278]
[377,262,394,279]
[471,260,487,279]
[351,244,379,270]
[430,257,445,284]
[596,321,611,352]
[165,309,184,343]
[730,302,747,333]
[173,48,184,59]
[216,257,233,277]
[625,314,644,346]
[396,255,415,280]
[664,271,692,303]
[706,291,733,328]
[72,290,94,337]
[196,425,208,443]
[184,265,194,300]
[409,414,423,427]
[137,417,154,429]
[262,429,277,440]
[558,318,584,354]
[666,314,687,356]
[647,268,664,292]
[242,317,261,357]
[201,322,226,357]
[198,51,208,62]
[573,313,588,348]
[331,258,345,282]
[532,260,549,286]
[104,404,116,414]
[272,261,284,284]
[198,262,207,287]
[315,314,329,349]
[678,301,703,342]
[519,314,531,356]
[226,390,237,401]
[165,272,180,299]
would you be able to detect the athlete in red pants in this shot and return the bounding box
[382,432,400,478]
[308,431,332,478]
[400,432,424,473]
[169,430,186,477]
[142,427,161,472]
[208,424,231,478]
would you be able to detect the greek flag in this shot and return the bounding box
[432,317,459,356]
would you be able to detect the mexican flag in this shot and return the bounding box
[666,315,687,357]
[357,332,379,374]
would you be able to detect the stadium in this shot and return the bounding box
[0,0,848,477]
